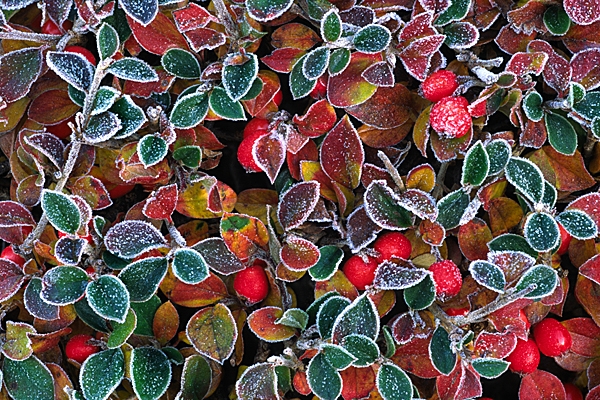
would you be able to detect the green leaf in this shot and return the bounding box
[186,303,238,364]
[435,0,471,25]
[47,51,93,92]
[321,9,342,42]
[545,112,577,155]
[377,363,413,400]
[222,53,259,102]
[303,47,330,80]
[488,233,538,258]
[542,180,557,208]
[485,139,511,176]
[328,48,351,76]
[107,308,136,348]
[236,363,279,399]
[131,296,161,336]
[307,353,342,400]
[161,48,200,79]
[110,95,147,139]
[524,212,560,252]
[515,265,558,299]
[69,84,85,107]
[173,145,202,168]
[41,189,81,235]
[309,245,343,281]
[172,248,209,284]
[556,210,598,239]
[130,347,172,400]
[290,54,318,100]
[83,112,122,143]
[523,91,544,122]
[437,188,470,230]
[209,87,246,121]
[107,58,158,82]
[364,180,414,231]
[118,257,168,302]
[317,296,350,340]
[75,297,109,333]
[321,344,357,370]
[275,365,291,394]
[505,157,545,205]
[471,358,510,379]
[137,135,167,167]
[97,23,119,60]
[331,293,379,343]
[543,5,571,35]
[245,0,294,22]
[170,92,209,129]
[342,334,380,367]
[353,24,392,54]
[468,260,506,293]
[240,78,263,101]
[430,326,456,375]
[568,82,586,107]
[178,355,212,400]
[162,347,184,365]
[404,273,435,310]
[573,91,600,120]
[276,308,309,330]
[3,356,54,400]
[80,349,124,400]
[102,251,129,270]
[461,140,489,186]
[382,325,396,358]
[41,266,88,305]
[24,278,59,321]
[92,87,120,115]
[86,275,130,323]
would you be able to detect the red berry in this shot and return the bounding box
[557,223,572,255]
[505,338,540,374]
[273,89,283,107]
[65,334,100,364]
[1,245,25,267]
[46,116,74,140]
[309,76,327,99]
[373,232,412,263]
[429,96,472,139]
[343,255,378,291]
[41,19,73,35]
[445,306,469,316]
[429,260,462,298]
[238,130,267,172]
[533,318,572,357]
[421,70,459,103]
[65,45,96,65]
[243,118,269,139]
[233,265,269,304]
[563,383,583,400]
[520,309,531,331]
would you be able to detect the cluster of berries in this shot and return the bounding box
[421,70,471,139]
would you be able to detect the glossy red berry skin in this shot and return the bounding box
[557,223,572,255]
[421,70,459,103]
[445,306,469,316]
[1,245,25,267]
[309,77,327,99]
[41,19,73,35]
[233,265,269,304]
[343,255,378,291]
[243,118,269,139]
[46,116,74,140]
[429,260,462,298]
[238,130,267,172]
[273,89,283,107]
[506,338,540,374]
[65,45,97,65]
[429,96,472,139]
[563,383,583,400]
[373,232,412,263]
[65,334,100,364]
[533,318,572,357]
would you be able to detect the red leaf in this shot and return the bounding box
[241,70,281,119]
[293,99,337,138]
[562,318,600,358]
[391,336,441,379]
[528,40,572,96]
[280,235,320,271]
[569,193,600,231]
[320,115,364,189]
[458,218,492,261]
[398,12,436,42]
[123,68,175,98]
[529,147,595,192]
[340,367,375,400]
[521,119,547,149]
[571,48,600,91]
[253,132,286,184]
[399,35,445,81]
[69,176,112,210]
[0,259,25,302]
[172,3,218,32]
[277,181,320,231]
[345,84,412,129]
[488,298,532,340]
[575,276,600,328]
[436,362,483,400]
[362,61,395,87]
[127,12,189,55]
[0,200,36,228]
[506,1,546,35]
[564,0,600,25]
[495,25,537,54]
[474,331,517,359]
[270,23,321,50]
[327,52,381,108]
[183,28,226,52]
[506,52,548,76]
[563,21,600,53]
[262,48,305,73]
[28,90,79,125]
[519,370,566,400]
[287,139,318,180]
[143,184,178,222]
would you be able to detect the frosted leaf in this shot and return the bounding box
[169,92,209,129]
[471,358,510,379]
[222,52,259,102]
[523,91,544,122]
[321,9,342,42]
[468,260,506,293]
[541,180,557,208]
[362,61,395,87]
[487,250,536,284]
[523,212,560,252]
[83,112,122,144]
[429,325,456,375]
[235,362,279,400]
[104,220,167,259]
[107,58,159,82]
[193,238,245,276]
[459,197,482,226]
[461,140,489,186]
[275,308,309,330]
[321,344,357,370]
[443,22,480,49]
[172,248,209,284]
[545,111,577,156]
[341,334,380,367]
[208,87,246,121]
[137,135,167,167]
[398,188,438,221]
[556,209,598,239]
[97,23,119,60]
[437,188,469,229]
[564,0,600,26]
[111,95,148,139]
[246,0,294,22]
[373,260,428,290]
[121,0,158,25]
[485,139,511,176]
[41,189,81,235]
[302,47,330,80]
[353,24,392,54]
[0,47,43,102]
[515,264,558,299]
[309,245,344,281]
[364,180,414,230]
[24,133,65,169]
[346,205,382,253]
[91,86,120,116]
[435,0,471,25]
[161,48,201,80]
[80,349,124,400]
[505,157,545,205]
[24,278,59,321]
[377,363,413,400]
[572,91,600,120]
[0,0,35,9]
[290,54,318,100]
[277,181,320,231]
[47,51,94,92]
[317,296,351,340]
[86,275,130,323]
[331,293,379,343]
[130,347,172,400]
[3,357,54,400]
[307,353,342,400]
[41,266,88,306]
[55,237,86,266]
[118,256,168,302]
